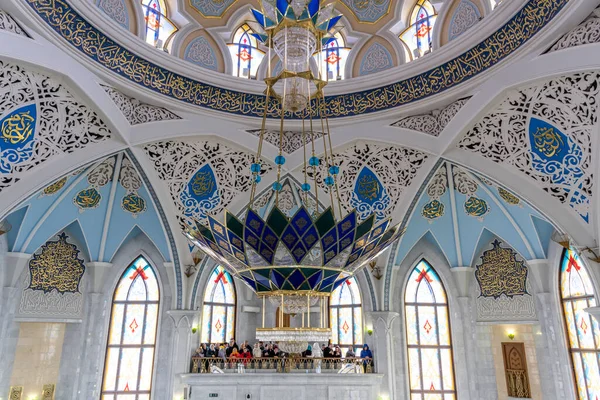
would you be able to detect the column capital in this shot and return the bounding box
[167,309,200,329]
[451,267,473,297]
[586,306,600,322]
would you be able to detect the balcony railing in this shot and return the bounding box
[191,356,373,374]
[506,369,531,398]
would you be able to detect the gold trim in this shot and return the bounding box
[256,327,331,332]
[234,265,353,274]
[256,290,331,297]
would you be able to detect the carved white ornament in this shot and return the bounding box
[448,0,481,41]
[96,0,129,30]
[101,85,180,125]
[306,142,428,219]
[359,43,393,76]
[184,36,219,71]
[0,10,28,36]
[246,129,325,154]
[391,98,470,136]
[458,73,597,219]
[0,61,110,193]
[119,157,142,192]
[549,14,600,52]
[143,140,273,227]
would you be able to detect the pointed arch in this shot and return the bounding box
[201,265,236,343]
[560,248,600,400]
[399,0,438,61]
[330,276,363,354]
[227,24,265,79]
[141,0,177,50]
[101,255,160,398]
[316,32,351,81]
[404,259,456,397]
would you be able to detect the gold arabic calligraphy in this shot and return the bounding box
[532,127,564,158]
[1,111,34,145]
[191,171,215,197]
[475,240,528,299]
[357,174,380,201]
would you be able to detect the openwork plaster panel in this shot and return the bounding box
[18,233,85,319]
[448,0,482,41]
[143,140,273,228]
[474,239,537,322]
[184,36,219,71]
[458,73,598,222]
[0,10,29,36]
[391,98,470,136]
[306,142,429,221]
[101,85,181,125]
[548,7,600,52]
[246,129,325,154]
[0,61,110,194]
[358,43,394,77]
[95,0,129,30]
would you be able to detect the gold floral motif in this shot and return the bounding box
[498,187,520,205]
[2,111,34,144]
[24,0,569,118]
[475,239,529,299]
[28,233,85,294]
[74,187,101,210]
[41,384,55,400]
[43,177,67,195]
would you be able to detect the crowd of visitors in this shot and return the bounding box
[192,338,373,362]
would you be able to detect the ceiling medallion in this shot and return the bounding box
[186,0,405,353]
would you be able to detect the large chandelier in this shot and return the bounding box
[185,0,405,353]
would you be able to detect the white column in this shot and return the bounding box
[368,311,399,399]
[167,310,200,399]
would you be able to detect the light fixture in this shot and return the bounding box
[551,231,570,249]
[507,330,515,340]
[185,0,405,352]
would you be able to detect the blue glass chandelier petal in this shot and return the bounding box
[307,0,320,17]
[276,0,289,16]
[291,207,313,236]
[307,270,323,289]
[251,9,266,27]
[281,224,301,251]
[327,15,342,30]
[288,269,306,288]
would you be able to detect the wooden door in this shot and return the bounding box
[502,342,532,398]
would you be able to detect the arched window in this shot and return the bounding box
[227,24,265,79]
[399,0,437,61]
[317,32,350,81]
[404,259,456,398]
[330,277,363,354]
[101,256,160,399]
[141,0,177,50]
[201,266,236,343]
[560,248,600,400]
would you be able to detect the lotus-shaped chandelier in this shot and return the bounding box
[185,0,405,352]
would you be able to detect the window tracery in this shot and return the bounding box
[400,0,437,61]
[141,0,177,50]
[101,256,160,399]
[201,266,236,343]
[227,24,265,79]
[330,277,363,354]
[316,32,350,81]
[404,259,456,399]
[560,248,600,399]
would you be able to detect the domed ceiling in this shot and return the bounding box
[1,0,599,311]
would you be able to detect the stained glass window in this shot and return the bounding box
[317,32,350,81]
[405,259,456,399]
[330,277,363,355]
[101,256,160,399]
[227,24,265,79]
[201,266,236,343]
[141,0,177,50]
[399,0,437,61]
[560,248,600,400]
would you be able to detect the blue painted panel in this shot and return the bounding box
[0,104,37,173]
[104,185,171,262]
[395,190,458,267]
